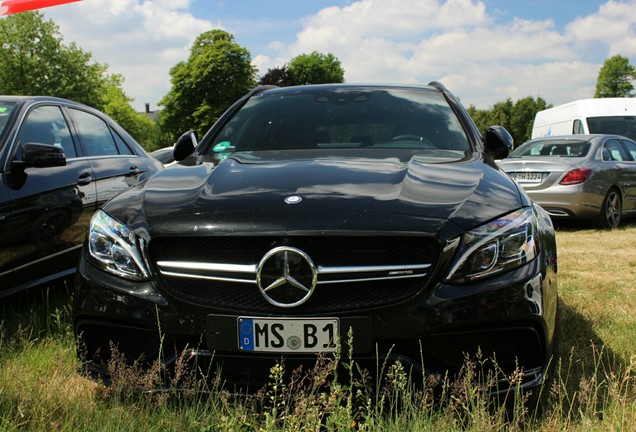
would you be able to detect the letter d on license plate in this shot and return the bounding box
[238,317,339,353]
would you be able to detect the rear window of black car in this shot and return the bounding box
[509,139,591,158]
[209,88,470,154]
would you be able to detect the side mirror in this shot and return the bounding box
[15,143,66,169]
[485,126,514,160]
[173,130,198,161]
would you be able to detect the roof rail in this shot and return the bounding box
[249,85,278,97]
[428,81,448,93]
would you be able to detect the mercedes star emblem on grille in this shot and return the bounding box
[256,246,317,308]
[284,195,302,204]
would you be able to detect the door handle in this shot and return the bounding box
[77,172,93,186]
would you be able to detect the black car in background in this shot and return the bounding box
[0,96,163,298]
[74,83,558,394]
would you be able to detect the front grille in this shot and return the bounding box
[148,235,440,314]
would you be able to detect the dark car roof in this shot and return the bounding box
[0,95,98,109]
[259,83,439,91]
[0,95,110,128]
[1,95,76,103]
[250,83,443,98]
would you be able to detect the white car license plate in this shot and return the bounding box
[238,317,339,353]
[510,172,543,183]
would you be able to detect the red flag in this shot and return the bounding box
[1,0,82,15]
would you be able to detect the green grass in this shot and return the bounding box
[1,223,636,431]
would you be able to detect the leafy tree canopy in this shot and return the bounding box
[159,29,257,143]
[0,11,110,108]
[287,52,345,85]
[259,64,292,86]
[101,79,162,151]
[259,52,345,86]
[467,96,550,145]
[595,54,636,98]
[0,11,159,149]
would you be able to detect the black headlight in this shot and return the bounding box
[87,210,149,281]
[446,207,537,283]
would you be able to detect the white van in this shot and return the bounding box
[531,98,636,141]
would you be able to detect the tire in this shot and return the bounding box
[596,188,622,229]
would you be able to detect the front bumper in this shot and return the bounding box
[73,253,557,393]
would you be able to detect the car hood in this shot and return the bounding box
[107,150,523,235]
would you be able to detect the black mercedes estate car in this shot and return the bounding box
[0,96,162,298]
[74,83,558,393]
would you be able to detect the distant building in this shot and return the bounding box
[142,103,159,122]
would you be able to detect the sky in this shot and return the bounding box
[31,0,636,112]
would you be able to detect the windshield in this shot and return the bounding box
[0,102,15,137]
[509,139,591,158]
[587,116,636,140]
[208,88,470,154]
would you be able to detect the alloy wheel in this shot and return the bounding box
[603,190,622,228]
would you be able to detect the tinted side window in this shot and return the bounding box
[113,130,133,155]
[603,139,629,161]
[572,119,585,134]
[588,116,636,141]
[621,139,636,161]
[17,105,76,159]
[68,108,119,157]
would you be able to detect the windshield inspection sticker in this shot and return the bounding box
[213,141,232,152]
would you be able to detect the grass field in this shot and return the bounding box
[1,222,635,431]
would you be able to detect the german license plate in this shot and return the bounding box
[238,317,339,353]
[510,172,543,183]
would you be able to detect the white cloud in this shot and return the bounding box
[289,0,490,56]
[41,0,636,113]
[443,61,598,107]
[44,0,213,111]
[263,0,636,108]
[566,0,636,57]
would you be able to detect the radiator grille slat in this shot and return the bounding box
[149,236,439,313]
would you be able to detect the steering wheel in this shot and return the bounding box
[392,134,423,142]
[391,134,434,148]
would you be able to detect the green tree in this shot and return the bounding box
[159,30,257,143]
[0,11,159,150]
[468,96,550,145]
[0,12,110,108]
[595,54,636,98]
[101,79,162,151]
[509,96,549,144]
[287,51,345,85]
[259,64,292,86]
[468,99,513,141]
